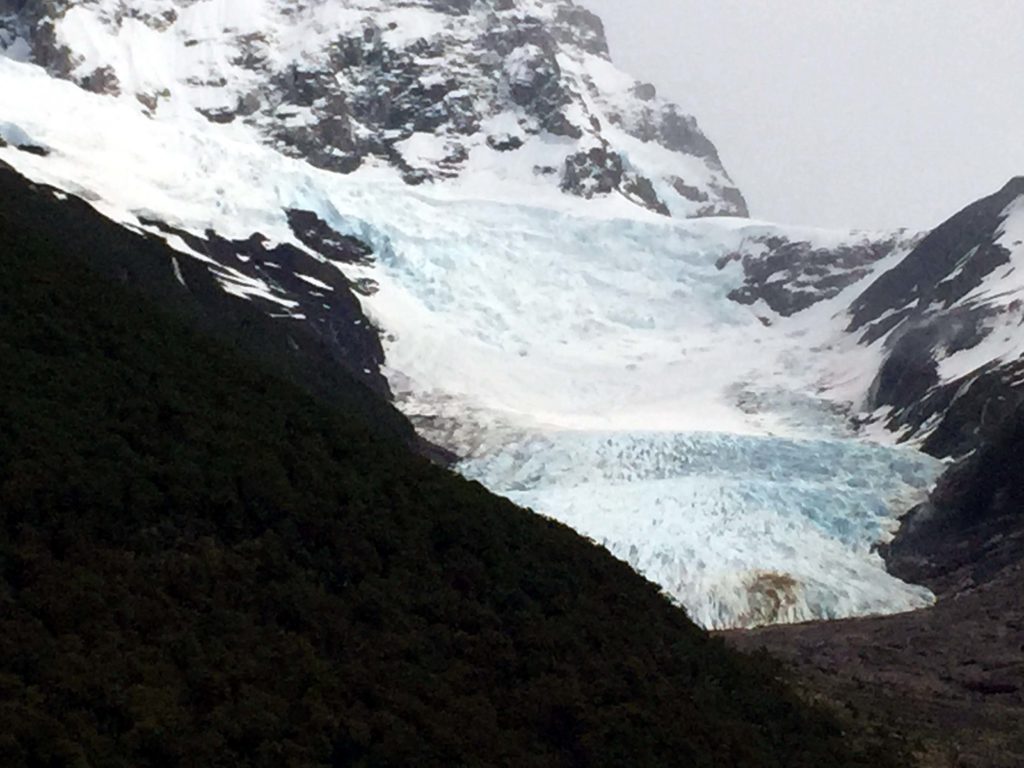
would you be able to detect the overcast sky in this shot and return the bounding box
[582,0,1024,231]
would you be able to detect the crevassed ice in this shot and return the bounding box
[329,193,946,629]
[460,431,943,629]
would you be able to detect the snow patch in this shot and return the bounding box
[0,120,38,147]
[296,272,335,291]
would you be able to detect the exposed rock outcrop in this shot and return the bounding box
[721,232,912,316]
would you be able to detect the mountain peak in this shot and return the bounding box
[0,0,747,217]
[1000,175,1024,198]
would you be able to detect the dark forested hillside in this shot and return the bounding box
[0,162,416,450]
[0,167,905,767]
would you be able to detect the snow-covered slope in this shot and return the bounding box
[4,3,1017,629]
[843,179,1024,458]
[0,0,745,218]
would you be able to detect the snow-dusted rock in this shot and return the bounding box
[845,178,1024,456]
[1,0,747,217]
[720,230,918,318]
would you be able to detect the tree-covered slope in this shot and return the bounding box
[0,170,903,767]
[0,162,415,450]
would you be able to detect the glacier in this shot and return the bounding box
[0,53,947,628]
[337,191,944,628]
[460,432,940,629]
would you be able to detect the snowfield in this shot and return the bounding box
[0,54,947,628]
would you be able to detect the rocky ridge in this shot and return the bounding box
[848,178,1024,457]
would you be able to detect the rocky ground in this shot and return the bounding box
[726,560,1023,766]
[725,419,1024,767]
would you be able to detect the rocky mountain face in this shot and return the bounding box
[728,189,1024,763]
[847,178,1024,457]
[0,0,747,218]
[718,177,1024,458]
[2,4,1021,466]
[887,401,1024,597]
[719,229,916,319]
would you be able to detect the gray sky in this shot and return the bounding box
[582,0,1024,231]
